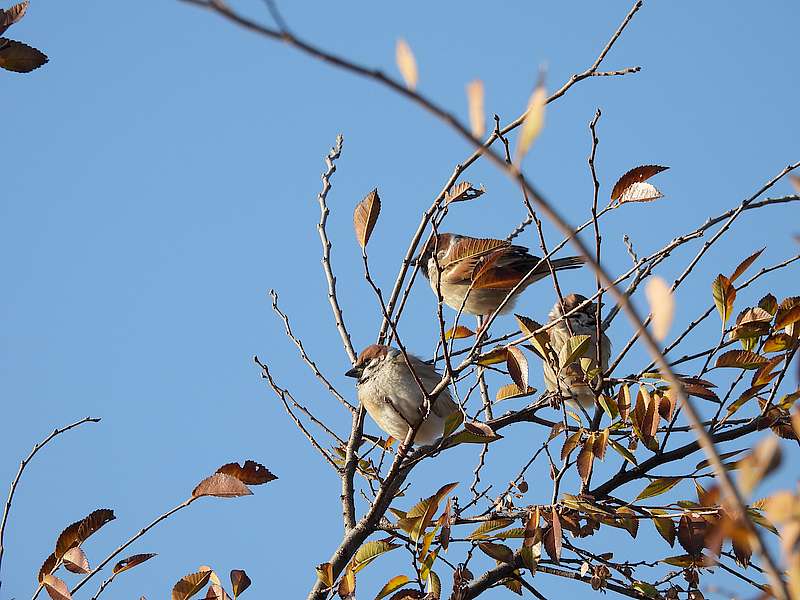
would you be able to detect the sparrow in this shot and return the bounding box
[542,293,611,410]
[345,344,459,445]
[417,233,584,317]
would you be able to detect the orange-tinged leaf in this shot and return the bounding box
[711,274,736,327]
[395,38,418,90]
[444,325,474,340]
[645,276,673,341]
[677,515,707,556]
[560,431,582,462]
[43,574,72,600]
[729,247,765,283]
[506,346,528,390]
[192,473,253,498]
[477,542,513,563]
[715,350,768,370]
[353,188,381,249]
[576,438,594,484]
[610,165,669,200]
[62,547,89,574]
[217,460,277,485]
[775,304,800,330]
[466,79,485,138]
[205,584,229,600]
[515,79,546,162]
[230,569,251,598]
[338,568,356,599]
[38,552,57,583]
[375,575,410,600]
[593,428,609,460]
[0,37,47,72]
[316,562,334,588]
[172,570,212,600]
[759,293,778,315]
[113,553,157,574]
[476,346,508,366]
[764,333,795,353]
[495,383,536,401]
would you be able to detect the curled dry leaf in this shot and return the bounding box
[337,568,355,600]
[645,276,674,341]
[576,439,594,485]
[38,552,57,583]
[216,460,277,485]
[443,181,484,205]
[466,79,485,139]
[205,585,229,600]
[617,181,663,204]
[515,78,546,163]
[113,552,157,574]
[316,562,334,588]
[54,508,116,561]
[0,1,28,36]
[506,346,528,390]
[172,570,212,600]
[0,38,47,72]
[395,38,417,90]
[610,165,669,201]
[43,574,72,600]
[444,325,474,340]
[729,247,765,283]
[543,508,562,563]
[62,547,90,574]
[230,569,252,597]
[715,349,768,370]
[192,472,253,499]
[353,188,381,249]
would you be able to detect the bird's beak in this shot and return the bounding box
[345,366,361,378]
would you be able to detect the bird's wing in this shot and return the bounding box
[440,237,512,285]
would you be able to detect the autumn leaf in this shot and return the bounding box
[113,553,157,574]
[0,1,28,36]
[495,383,536,401]
[353,188,381,249]
[477,542,514,563]
[351,540,399,573]
[542,508,562,563]
[375,575,410,600]
[444,325,474,340]
[467,518,515,540]
[217,460,277,485]
[395,39,418,90]
[576,438,594,485]
[338,568,355,600]
[729,247,765,282]
[62,547,89,574]
[172,570,212,600]
[715,350,768,370]
[38,553,57,583]
[192,473,253,498]
[558,334,591,370]
[645,276,674,341]
[443,181,484,205]
[610,165,669,201]
[316,562,334,588]
[466,80,485,138]
[711,274,736,328]
[653,517,676,547]
[515,78,546,163]
[677,515,707,556]
[54,508,116,561]
[0,37,47,72]
[635,477,680,501]
[617,181,663,204]
[506,346,528,390]
[43,574,72,600]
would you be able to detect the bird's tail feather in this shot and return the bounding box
[550,256,585,271]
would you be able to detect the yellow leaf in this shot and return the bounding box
[645,276,674,341]
[172,570,212,600]
[515,80,546,162]
[444,325,474,340]
[395,38,418,90]
[374,575,410,600]
[466,79,485,138]
[711,274,736,328]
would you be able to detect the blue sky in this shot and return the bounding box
[1,1,799,598]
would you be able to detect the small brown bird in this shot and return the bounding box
[418,233,584,317]
[542,293,611,410]
[345,344,458,445]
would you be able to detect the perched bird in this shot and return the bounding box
[345,344,459,445]
[542,293,611,410]
[417,233,584,317]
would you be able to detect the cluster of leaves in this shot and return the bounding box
[0,1,48,73]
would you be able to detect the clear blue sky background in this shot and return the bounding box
[2,1,798,598]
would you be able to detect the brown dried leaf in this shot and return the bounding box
[43,574,72,600]
[677,515,706,556]
[776,304,800,330]
[337,568,355,599]
[715,350,768,370]
[38,552,57,583]
[543,508,562,563]
[316,562,334,588]
[759,293,779,315]
[495,383,536,402]
[205,585,229,600]
[62,547,89,574]
[443,181,484,205]
[576,438,594,485]
[506,346,528,390]
[561,431,582,462]
[729,248,765,283]
[216,460,277,485]
[55,509,116,561]
[113,553,157,574]
[0,38,47,72]
[395,39,418,90]
[0,1,28,36]
[466,80,485,139]
[764,333,795,353]
[192,473,253,498]
[353,188,381,249]
[172,570,212,600]
[645,276,674,341]
[477,541,514,563]
[618,385,631,422]
[610,165,669,200]
[593,428,609,460]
